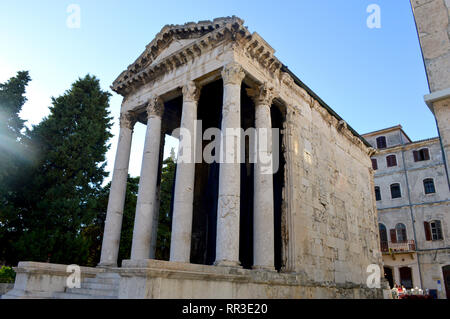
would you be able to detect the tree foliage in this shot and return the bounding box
[0,71,31,192]
[0,74,113,266]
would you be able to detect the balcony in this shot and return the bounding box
[381,240,416,254]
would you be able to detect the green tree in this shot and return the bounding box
[0,74,113,266]
[0,71,31,191]
[0,71,32,264]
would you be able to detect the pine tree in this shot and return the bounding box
[1,74,113,265]
[0,71,32,264]
[0,71,31,189]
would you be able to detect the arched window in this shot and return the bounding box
[424,220,443,241]
[386,155,397,167]
[371,158,378,170]
[390,183,401,199]
[375,186,381,201]
[376,136,387,149]
[423,178,436,194]
[379,224,388,252]
[395,223,407,243]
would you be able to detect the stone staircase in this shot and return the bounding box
[53,272,120,299]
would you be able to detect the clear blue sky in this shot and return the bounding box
[0,0,434,178]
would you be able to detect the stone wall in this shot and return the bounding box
[0,283,14,296]
[283,91,382,287]
[411,0,450,187]
[411,0,450,92]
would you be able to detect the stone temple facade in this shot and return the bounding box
[3,17,384,299]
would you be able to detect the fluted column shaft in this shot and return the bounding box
[247,83,276,270]
[131,97,164,260]
[170,81,200,263]
[99,112,136,267]
[215,62,245,267]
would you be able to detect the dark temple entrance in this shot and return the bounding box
[185,79,286,271]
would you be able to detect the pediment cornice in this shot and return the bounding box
[111,16,283,96]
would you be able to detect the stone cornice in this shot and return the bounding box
[278,71,375,157]
[111,17,284,96]
[372,137,440,156]
[112,17,245,96]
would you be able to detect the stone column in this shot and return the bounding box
[170,81,200,263]
[247,83,276,270]
[215,62,245,267]
[99,111,136,267]
[130,96,164,260]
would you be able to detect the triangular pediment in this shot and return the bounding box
[112,16,244,92]
[150,39,197,67]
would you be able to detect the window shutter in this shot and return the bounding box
[390,229,397,243]
[424,221,431,241]
[371,159,378,170]
[423,148,430,160]
[413,151,419,162]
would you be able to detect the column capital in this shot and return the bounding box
[146,96,165,118]
[246,82,278,106]
[221,62,245,85]
[182,81,200,103]
[119,111,137,130]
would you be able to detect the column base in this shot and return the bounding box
[97,262,117,268]
[214,260,242,268]
[252,265,276,272]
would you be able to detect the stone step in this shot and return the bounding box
[83,277,118,285]
[81,282,119,291]
[53,292,116,299]
[65,287,118,297]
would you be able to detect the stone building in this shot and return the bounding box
[410,0,450,298]
[362,125,450,298]
[3,17,384,299]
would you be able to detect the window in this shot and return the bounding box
[395,223,407,243]
[413,148,430,162]
[379,224,388,252]
[423,178,436,194]
[390,183,401,199]
[371,158,378,170]
[424,220,443,241]
[376,136,387,149]
[375,186,381,201]
[379,224,388,242]
[386,155,397,167]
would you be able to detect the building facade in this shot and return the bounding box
[410,0,450,299]
[363,125,450,298]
